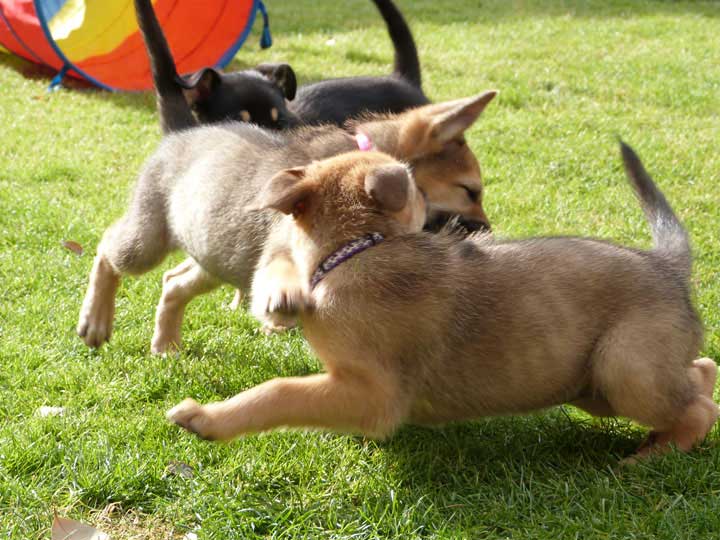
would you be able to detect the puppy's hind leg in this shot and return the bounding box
[151,259,220,354]
[77,201,171,348]
[690,357,717,399]
[167,371,407,441]
[650,357,720,454]
[76,253,121,348]
[594,314,718,463]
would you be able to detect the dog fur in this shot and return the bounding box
[134,0,426,132]
[76,92,496,352]
[134,0,297,133]
[167,143,718,463]
[289,0,428,126]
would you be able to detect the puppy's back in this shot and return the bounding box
[305,231,701,423]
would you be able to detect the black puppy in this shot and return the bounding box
[135,0,427,132]
[134,0,297,132]
[135,0,481,236]
[290,0,428,125]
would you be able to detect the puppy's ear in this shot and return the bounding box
[429,90,497,143]
[364,164,410,212]
[255,63,297,100]
[178,68,221,107]
[254,167,315,216]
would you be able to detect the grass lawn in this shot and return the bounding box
[1,0,719,538]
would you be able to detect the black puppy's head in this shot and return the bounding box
[178,63,297,129]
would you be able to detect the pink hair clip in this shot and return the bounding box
[355,132,373,151]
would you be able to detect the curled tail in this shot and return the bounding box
[134,0,196,133]
[371,0,421,88]
[620,141,691,277]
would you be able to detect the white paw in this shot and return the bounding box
[251,278,311,324]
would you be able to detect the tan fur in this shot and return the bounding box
[77,92,496,352]
[168,149,718,463]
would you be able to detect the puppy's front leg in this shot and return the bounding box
[167,373,403,440]
[251,247,312,334]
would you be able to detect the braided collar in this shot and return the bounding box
[310,233,384,289]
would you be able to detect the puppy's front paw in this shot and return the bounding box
[77,294,114,348]
[167,398,217,441]
[251,259,313,329]
[260,315,296,335]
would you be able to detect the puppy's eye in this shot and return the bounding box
[461,185,480,202]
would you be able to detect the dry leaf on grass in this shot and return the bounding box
[162,460,195,479]
[52,511,110,540]
[62,240,84,256]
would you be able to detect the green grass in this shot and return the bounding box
[1,0,719,538]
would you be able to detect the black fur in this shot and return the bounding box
[134,0,426,132]
[424,211,490,236]
[133,0,296,132]
[290,0,428,125]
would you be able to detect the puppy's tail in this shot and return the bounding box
[134,0,197,134]
[371,0,422,88]
[620,140,691,278]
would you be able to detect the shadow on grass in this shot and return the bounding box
[384,409,640,478]
[0,52,156,114]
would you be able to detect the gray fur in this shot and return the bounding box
[103,122,356,289]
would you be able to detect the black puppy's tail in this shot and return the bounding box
[620,141,691,278]
[371,0,421,88]
[134,0,196,133]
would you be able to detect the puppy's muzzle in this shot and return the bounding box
[424,211,491,236]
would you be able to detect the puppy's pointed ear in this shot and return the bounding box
[255,63,297,100]
[365,164,411,212]
[430,90,497,143]
[254,167,315,215]
[178,68,221,108]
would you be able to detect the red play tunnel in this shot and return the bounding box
[0,0,270,90]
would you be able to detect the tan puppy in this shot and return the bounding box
[168,143,718,463]
[76,91,496,353]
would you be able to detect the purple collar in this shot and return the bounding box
[310,233,384,289]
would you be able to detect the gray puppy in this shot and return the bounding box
[77,92,496,352]
[168,143,718,463]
